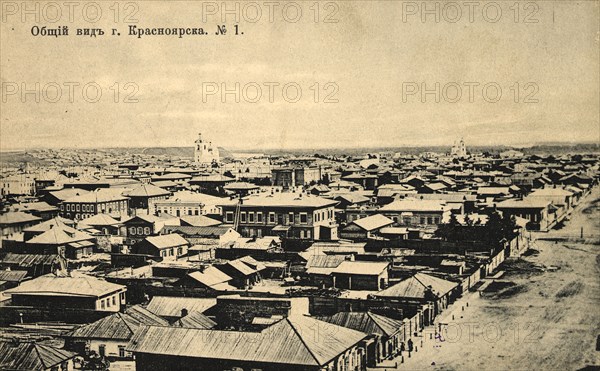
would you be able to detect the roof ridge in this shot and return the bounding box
[412,273,429,289]
[32,342,48,368]
[284,317,322,366]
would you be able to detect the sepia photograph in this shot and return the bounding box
[0,1,599,370]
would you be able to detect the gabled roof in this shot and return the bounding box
[231,193,338,209]
[529,188,574,197]
[161,225,232,237]
[78,213,120,227]
[125,184,170,198]
[68,306,168,340]
[496,198,550,209]
[0,341,76,370]
[315,311,403,337]
[380,199,446,212]
[179,215,222,227]
[332,261,389,276]
[185,266,232,288]
[376,272,458,299]
[175,311,217,329]
[333,193,370,204]
[0,212,42,226]
[26,225,92,245]
[0,253,58,267]
[48,188,90,202]
[223,182,260,191]
[143,234,189,249]
[351,214,394,231]
[0,270,28,282]
[64,189,128,203]
[146,296,217,317]
[13,202,58,213]
[22,217,75,233]
[5,273,125,298]
[127,316,368,367]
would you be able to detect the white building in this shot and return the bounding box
[194,133,220,165]
[450,138,467,158]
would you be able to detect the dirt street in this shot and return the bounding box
[378,188,600,371]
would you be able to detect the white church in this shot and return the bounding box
[194,133,220,165]
[450,138,468,158]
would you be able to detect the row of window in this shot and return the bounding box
[160,247,183,257]
[62,200,127,213]
[226,211,311,225]
[129,226,151,235]
[99,295,117,310]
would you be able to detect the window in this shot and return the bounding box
[240,212,247,223]
[137,227,144,235]
[257,212,263,223]
[76,204,80,212]
[118,345,126,358]
[288,212,294,225]
[112,296,116,306]
[225,212,234,223]
[100,300,105,309]
[300,213,308,224]
[269,212,275,224]
[178,247,183,255]
[129,227,136,235]
[144,227,151,234]
[306,230,311,239]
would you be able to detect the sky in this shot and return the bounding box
[0,0,599,151]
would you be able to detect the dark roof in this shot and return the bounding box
[0,270,28,282]
[0,253,59,267]
[0,341,76,370]
[161,225,231,237]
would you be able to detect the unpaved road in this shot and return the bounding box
[381,188,600,371]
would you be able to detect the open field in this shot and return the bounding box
[378,188,600,371]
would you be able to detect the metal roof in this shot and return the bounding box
[146,296,217,317]
[5,273,125,298]
[376,272,458,299]
[315,311,403,337]
[0,341,76,370]
[127,316,368,366]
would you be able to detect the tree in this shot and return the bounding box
[435,213,460,241]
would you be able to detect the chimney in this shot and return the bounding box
[181,308,189,318]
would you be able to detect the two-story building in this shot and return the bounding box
[60,189,129,221]
[220,193,338,241]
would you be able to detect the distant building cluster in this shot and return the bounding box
[0,136,598,370]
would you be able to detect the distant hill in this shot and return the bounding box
[102,146,233,159]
